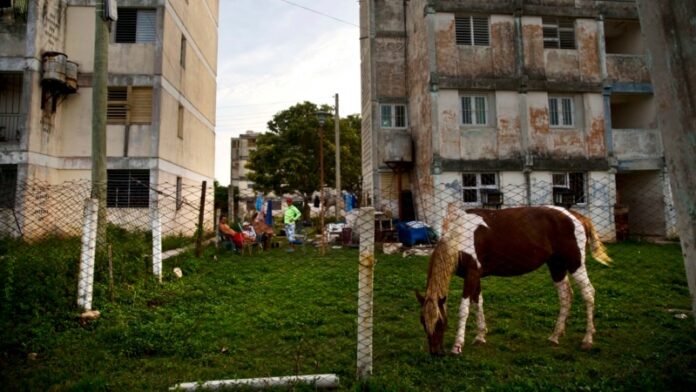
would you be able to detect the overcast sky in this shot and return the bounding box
[214,0,361,185]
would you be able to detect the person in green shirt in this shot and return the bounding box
[284,198,302,252]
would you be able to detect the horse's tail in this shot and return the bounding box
[570,211,612,266]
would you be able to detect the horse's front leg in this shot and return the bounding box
[473,292,487,345]
[452,295,470,354]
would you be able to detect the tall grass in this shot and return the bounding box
[0,239,694,391]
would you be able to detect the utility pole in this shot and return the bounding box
[92,1,110,249]
[636,0,696,323]
[334,93,341,221]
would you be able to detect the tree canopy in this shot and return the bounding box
[246,101,361,199]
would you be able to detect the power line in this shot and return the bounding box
[277,0,359,28]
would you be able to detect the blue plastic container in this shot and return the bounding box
[396,222,430,246]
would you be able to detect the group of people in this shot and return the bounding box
[218,196,303,253]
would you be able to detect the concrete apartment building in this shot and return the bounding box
[230,130,260,200]
[0,0,218,237]
[360,0,675,239]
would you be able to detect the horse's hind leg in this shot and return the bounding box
[549,275,573,346]
[570,264,596,350]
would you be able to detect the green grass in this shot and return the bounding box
[1,240,695,391]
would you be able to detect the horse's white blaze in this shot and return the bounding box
[452,297,470,354]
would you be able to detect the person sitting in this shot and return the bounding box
[242,221,258,242]
[219,216,244,251]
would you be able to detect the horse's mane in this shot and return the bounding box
[425,232,459,300]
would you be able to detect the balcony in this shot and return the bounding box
[606,54,650,84]
[612,128,662,161]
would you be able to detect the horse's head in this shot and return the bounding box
[416,290,448,356]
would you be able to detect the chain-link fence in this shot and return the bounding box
[0,177,214,310]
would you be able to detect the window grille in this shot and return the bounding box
[461,94,488,125]
[455,16,490,46]
[462,173,498,204]
[543,18,575,49]
[115,9,156,43]
[553,172,586,205]
[380,104,408,129]
[549,96,574,127]
[107,169,150,208]
[0,72,22,143]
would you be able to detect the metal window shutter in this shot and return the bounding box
[129,87,152,124]
[472,16,489,46]
[455,16,472,45]
[115,9,137,43]
[107,87,128,124]
[136,10,156,43]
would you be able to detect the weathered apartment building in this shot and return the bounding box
[230,130,260,200]
[360,0,675,239]
[0,0,218,238]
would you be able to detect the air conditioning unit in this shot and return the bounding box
[553,188,575,208]
[42,52,68,86]
[480,189,503,209]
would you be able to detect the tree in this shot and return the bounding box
[246,101,362,212]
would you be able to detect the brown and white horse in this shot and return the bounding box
[416,205,611,356]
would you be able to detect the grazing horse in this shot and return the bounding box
[416,206,611,356]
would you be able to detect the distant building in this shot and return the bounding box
[0,0,219,238]
[360,0,675,239]
[230,130,261,199]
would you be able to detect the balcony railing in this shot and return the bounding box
[612,128,663,160]
[0,114,21,143]
[606,54,650,84]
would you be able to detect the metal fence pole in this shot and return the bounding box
[77,198,98,311]
[357,207,375,380]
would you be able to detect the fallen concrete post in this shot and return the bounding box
[169,373,339,391]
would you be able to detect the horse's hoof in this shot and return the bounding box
[473,338,486,346]
[451,345,462,355]
[580,342,593,351]
[548,337,560,346]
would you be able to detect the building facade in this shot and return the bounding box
[0,0,218,238]
[230,130,260,199]
[360,0,675,240]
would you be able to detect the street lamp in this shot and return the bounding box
[316,110,330,255]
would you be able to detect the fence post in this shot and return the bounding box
[195,180,207,257]
[77,198,98,311]
[357,207,375,380]
[151,204,162,282]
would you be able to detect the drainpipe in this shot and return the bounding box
[516,13,532,205]
[597,14,616,168]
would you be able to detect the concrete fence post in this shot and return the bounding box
[77,198,98,311]
[357,207,375,380]
[151,205,162,282]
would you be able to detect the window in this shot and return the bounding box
[461,94,488,125]
[0,73,22,143]
[107,169,150,208]
[553,172,586,205]
[180,35,187,68]
[543,18,575,49]
[0,164,17,208]
[380,104,407,128]
[455,16,489,46]
[177,104,184,139]
[107,86,153,124]
[549,96,574,127]
[462,173,498,204]
[115,8,156,43]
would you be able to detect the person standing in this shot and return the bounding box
[284,198,302,252]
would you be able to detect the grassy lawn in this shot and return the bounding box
[1,240,695,391]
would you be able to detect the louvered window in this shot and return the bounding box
[455,16,489,46]
[115,8,156,43]
[543,18,575,49]
[461,94,488,125]
[107,87,152,124]
[549,96,574,127]
[107,169,150,208]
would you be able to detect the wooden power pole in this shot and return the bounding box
[334,93,341,221]
[636,0,696,322]
[91,1,111,248]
